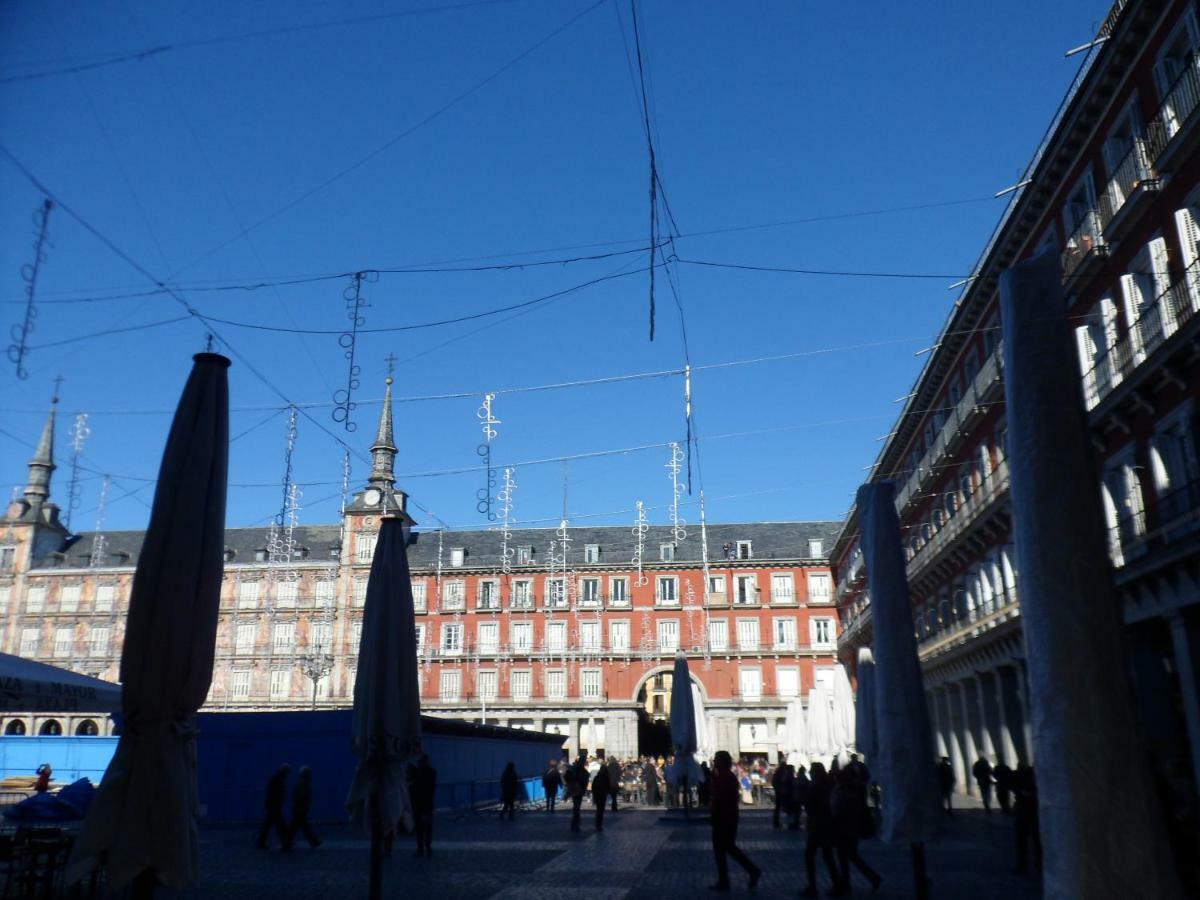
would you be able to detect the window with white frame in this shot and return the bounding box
[708,619,728,652]
[734,575,758,605]
[580,577,601,606]
[584,544,600,564]
[449,548,465,568]
[54,627,73,658]
[231,670,251,698]
[95,584,115,612]
[315,579,335,603]
[440,670,461,701]
[581,669,602,699]
[1153,9,1200,131]
[777,667,800,697]
[807,539,824,558]
[411,580,427,612]
[516,545,533,564]
[477,579,499,610]
[275,580,298,608]
[270,669,291,699]
[20,627,39,655]
[736,540,753,560]
[356,533,376,563]
[810,618,835,648]
[60,585,81,612]
[272,622,295,654]
[707,574,726,596]
[580,621,601,651]
[609,577,629,605]
[0,586,10,616]
[442,580,465,611]
[511,669,532,700]
[770,574,794,603]
[441,623,463,654]
[237,581,259,609]
[26,585,46,613]
[478,622,499,654]
[545,577,566,608]
[739,667,762,700]
[807,573,832,603]
[1150,405,1199,519]
[511,579,533,609]
[545,669,566,699]
[1062,170,1098,240]
[1175,200,1200,304]
[609,620,630,652]
[511,622,533,651]
[546,621,567,651]
[414,624,425,653]
[657,619,679,652]
[235,623,256,654]
[1121,238,1173,358]
[89,625,110,658]
[352,577,368,607]
[660,543,675,562]
[773,617,798,650]
[311,622,333,652]
[477,670,498,701]
[656,576,678,605]
[737,619,760,650]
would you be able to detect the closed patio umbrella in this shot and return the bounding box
[805,686,833,761]
[346,516,422,900]
[0,653,121,714]
[67,352,229,892]
[831,663,856,751]
[784,697,807,764]
[665,652,701,812]
[854,648,878,763]
[691,680,709,760]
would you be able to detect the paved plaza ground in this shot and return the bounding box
[198,798,1042,899]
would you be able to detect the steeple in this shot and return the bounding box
[368,376,397,489]
[24,392,57,505]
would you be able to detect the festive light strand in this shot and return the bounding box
[65,412,90,532]
[7,199,53,379]
[476,392,500,520]
[331,271,373,432]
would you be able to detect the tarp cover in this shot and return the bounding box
[853,648,878,762]
[664,652,702,785]
[0,654,121,714]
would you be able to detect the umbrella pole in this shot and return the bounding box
[369,793,383,900]
[910,841,929,900]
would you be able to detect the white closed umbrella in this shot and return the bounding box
[784,698,807,758]
[68,352,230,893]
[831,664,856,751]
[346,517,422,900]
[665,653,701,814]
[854,648,878,763]
[0,653,121,713]
[690,681,709,760]
[805,687,833,761]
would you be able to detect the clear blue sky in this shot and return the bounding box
[0,0,1105,534]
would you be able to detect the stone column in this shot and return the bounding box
[971,674,996,762]
[709,712,740,758]
[939,689,965,793]
[533,715,545,734]
[985,669,1015,766]
[568,718,581,758]
[928,689,948,759]
[1169,612,1200,800]
[955,681,978,796]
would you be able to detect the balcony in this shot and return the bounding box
[606,593,631,608]
[1061,209,1108,290]
[1098,138,1159,241]
[1109,472,1200,571]
[1147,52,1200,173]
[730,588,762,607]
[906,460,1011,582]
[917,586,1020,663]
[706,590,729,606]
[1082,258,1200,412]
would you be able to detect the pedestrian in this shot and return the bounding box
[993,761,1013,814]
[410,753,437,858]
[607,756,622,812]
[972,757,994,812]
[542,759,562,812]
[500,761,518,821]
[790,765,808,831]
[846,753,870,787]
[771,764,786,828]
[800,762,843,898]
[255,764,291,850]
[697,761,711,807]
[1012,764,1041,875]
[287,766,322,850]
[566,756,588,833]
[937,756,955,815]
[34,763,52,794]
[708,750,762,891]
[591,760,611,832]
[642,759,660,806]
[831,767,881,895]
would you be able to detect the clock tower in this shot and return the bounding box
[345,375,413,524]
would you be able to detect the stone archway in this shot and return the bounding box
[631,664,708,758]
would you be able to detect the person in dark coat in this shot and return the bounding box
[591,762,611,831]
[846,753,870,787]
[937,757,955,814]
[641,760,660,805]
[499,761,518,820]
[606,757,622,812]
[697,761,711,807]
[800,762,843,897]
[708,750,762,891]
[286,766,321,850]
[256,764,291,849]
[993,761,1014,814]
[831,767,880,894]
[1012,764,1041,875]
[790,765,809,831]
[566,757,588,833]
[972,757,994,812]
[410,754,437,858]
[542,760,562,812]
[771,764,786,828]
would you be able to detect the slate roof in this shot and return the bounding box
[34,520,841,571]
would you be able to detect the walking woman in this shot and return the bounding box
[831,766,881,894]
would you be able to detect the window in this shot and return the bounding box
[581,669,602,699]
[315,579,335,603]
[1153,9,1200,132]
[477,579,499,610]
[95,585,115,612]
[275,580,298,608]
[584,544,600,564]
[449,548,465,568]
[414,624,425,653]
[1176,201,1200,305]
[737,619,759,650]
[54,627,73,658]
[315,671,331,700]
[516,546,533,565]
[807,539,824,558]
[356,533,377,563]
[657,620,679,652]
[60,585,81,612]
[238,581,259,609]
[478,622,499,654]
[511,622,533,651]
[26,586,46,613]
[580,621,601,651]
[0,546,14,569]
[770,574,794,603]
[734,575,758,605]
[736,541,753,560]
[609,577,629,605]
[545,578,566,608]
[272,622,295,654]
[546,621,567,651]
[656,576,678,605]
[442,581,465,611]
[580,577,601,606]
[708,619,728,652]
[609,621,630,652]
[270,669,291,699]
[20,627,39,655]
[310,622,333,652]
[707,575,726,596]
[440,670,461,701]
[411,580,427,612]
[546,669,566,699]
[1121,238,1173,359]
[235,624,256,654]
[477,670,498,701]
[511,579,533,609]
[773,618,798,650]
[0,586,9,616]
[352,578,368,607]
[231,670,251,698]
[807,573,832,603]
[660,543,675,562]
[441,623,463,655]
[739,667,762,700]
[777,667,800,698]
[1150,407,1200,520]
[810,618,835,648]
[511,670,532,700]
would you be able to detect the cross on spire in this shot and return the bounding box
[52,374,63,403]
[384,352,398,376]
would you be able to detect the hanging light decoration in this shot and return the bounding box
[476,392,500,520]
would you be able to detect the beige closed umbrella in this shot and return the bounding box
[67,352,230,893]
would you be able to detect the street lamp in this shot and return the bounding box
[298,646,335,711]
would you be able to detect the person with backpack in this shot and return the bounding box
[542,759,563,812]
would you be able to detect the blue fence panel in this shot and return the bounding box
[0,736,118,784]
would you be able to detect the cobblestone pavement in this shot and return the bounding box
[197,801,1042,899]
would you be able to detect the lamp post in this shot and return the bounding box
[298,647,335,711]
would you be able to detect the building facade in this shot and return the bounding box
[832,0,1200,821]
[1,382,842,760]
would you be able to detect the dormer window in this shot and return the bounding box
[223,548,237,563]
[660,543,675,562]
[516,546,533,565]
[808,539,824,558]
[736,541,753,560]
[449,548,465,568]
[255,549,268,563]
[584,544,600,564]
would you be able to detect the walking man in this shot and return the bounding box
[771,764,785,828]
[972,757,994,813]
[607,756,622,812]
[255,763,291,850]
[708,750,762,892]
[993,761,1014,814]
[286,766,321,850]
[937,757,955,815]
[410,753,437,858]
[542,759,562,812]
[591,760,611,832]
[567,756,588,833]
[500,762,519,820]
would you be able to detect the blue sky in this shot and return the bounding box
[0,0,1104,534]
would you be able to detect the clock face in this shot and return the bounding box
[364,488,382,507]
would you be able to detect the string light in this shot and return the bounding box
[498,466,516,575]
[331,271,373,432]
[88,476,110,568]
[631,500,648,587]
[666,441,687,546]
[476,392,500,520]
[65,412,90,532]
[7,198,52,379]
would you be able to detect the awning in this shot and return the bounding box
[0,653,121,714]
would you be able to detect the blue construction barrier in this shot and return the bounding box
[0,736,118,785]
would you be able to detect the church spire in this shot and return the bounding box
[24,391,57,505]
[368,375,396,489]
